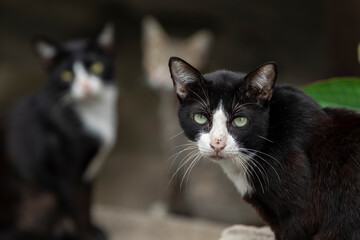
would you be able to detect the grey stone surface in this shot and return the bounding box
[219,225,274,240]
[93,205,274,240]
[93,205,227,240]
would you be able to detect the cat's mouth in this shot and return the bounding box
[209,154,225,161]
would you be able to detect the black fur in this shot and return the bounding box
[0,25,116,240]
[169,57,360,240]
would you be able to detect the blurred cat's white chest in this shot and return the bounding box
[75,85,118,146]
[74,85,118,182]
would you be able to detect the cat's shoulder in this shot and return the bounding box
[322,107,360,130]
[8,90,64,131]
[272,84,324,114]
[10,92,51,116]
[273,84,312,100]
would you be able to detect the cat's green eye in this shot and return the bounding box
[89,62,104,75]
[61,70,74,82]
[232,117,248,127]
[194,114,208,125]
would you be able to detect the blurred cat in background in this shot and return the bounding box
[141,15,213,215]
[142,15,213,150]
[142,16,262,225]
[0,23,117,240]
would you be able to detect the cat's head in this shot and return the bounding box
[142,15,213,90]
[169,57,277,182]
[33,23,116,101]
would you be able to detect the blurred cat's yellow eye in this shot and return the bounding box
[232,117,248,127]
[89,62,104,75]
[194,114,208,125]
[61,70,74,82]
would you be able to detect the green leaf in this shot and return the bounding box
[302,77,360,112]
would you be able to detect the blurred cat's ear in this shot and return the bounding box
[33,36,59,69]
[244,62,277,104]
[183,29,213,69]
[169,57,203,100]
[97,22,116,54]
[142,15,169,46]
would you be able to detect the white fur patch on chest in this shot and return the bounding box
[74,85,118,145]
[74,84,118,181]
[218,160,253,196]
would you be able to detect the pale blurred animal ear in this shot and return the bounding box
[32,36,59,70]
[243,62,277,104]
[168,57,204,100]
[97,22,116,54]
[142,15,169,46]
[183,29,213,67]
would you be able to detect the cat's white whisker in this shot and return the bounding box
[177,149,199,167]
[168,150,198,187]
[229,154,255,194]
[232,102,256,115]
[171,143,202,189]
[192,99,208,112]
[168,146,198,170]
[242,156,265,193]
[170,143,196,151]
[200,86,210,106]
[243,147,284,173]
[180,153,201,189]
[256,135,274,143]
[188,88,209,112]
[168,131,184,141]
[247,157,270,191]
[253,153,281,183]
[185,155,202,186]
[238,147,281,183]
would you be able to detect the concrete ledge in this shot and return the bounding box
[93,205,226,240]
[219,225,275,240]
[93,205,275,240]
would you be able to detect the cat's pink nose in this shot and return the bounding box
[210,138,226,153]
[82,82,93,98]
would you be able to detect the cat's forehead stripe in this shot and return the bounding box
[213,102,226,118]
[73,62,87,76]
[212,102,228,127]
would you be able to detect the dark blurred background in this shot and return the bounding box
[1,0,360,238]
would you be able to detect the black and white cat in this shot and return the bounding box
[1,23,117,240]
[169,57,360,240]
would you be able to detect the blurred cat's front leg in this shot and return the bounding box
[73,183,106,240]
[59,181,106,240]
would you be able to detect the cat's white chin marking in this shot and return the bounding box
[196,104,253,196]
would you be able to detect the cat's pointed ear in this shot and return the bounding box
[185,29,213,56]
[33,36,59,69]
[97,22,116,54]
[169,57,204,100]
[142,15,169,45]
[243,62,277,104]
[182,29,213,70]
